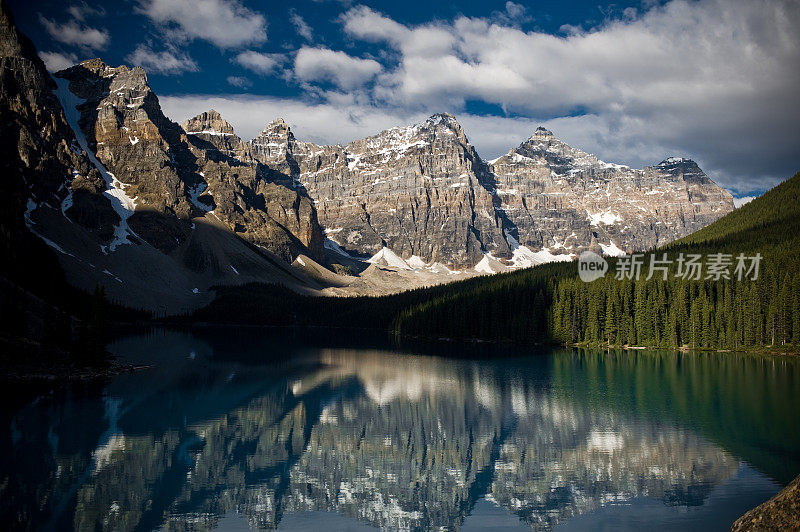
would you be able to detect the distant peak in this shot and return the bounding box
[256,117,294,141]
[428,112,455,120]
[182,110,236,135]
[424,112,465,135]
[658,157,695,166]
[79,58,109,70]
[56,58,148,87]
[530,126,554,139]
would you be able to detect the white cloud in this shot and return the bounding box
[491,2,533,26]
[226,76,252,89]
[159,94,425,145]
[126,44,199,75]
[336,0,800,192]
[339,5,409,45]
[66,3,105,22]
[137,0,267,49]
[290,10,313,41]
[294,46,382,90]
[234,50,283,75]
[38,15,109,51]
[39,51,79,72]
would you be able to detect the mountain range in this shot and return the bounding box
[0,2,734,312]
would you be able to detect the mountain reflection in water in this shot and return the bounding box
[1,328,798,531]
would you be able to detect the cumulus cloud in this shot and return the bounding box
[733,196,756,208]
[234,50,283,75]
[336,0,800,193]
[290,9,313,41]
[126,44,199,75]
[294,46,382,90]
[340,5,409,45]
[39,51,79,72]
[38,15,109,51]
[137,0,267,49]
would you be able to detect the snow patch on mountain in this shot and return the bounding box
[407,255,427,269]
[368,247,412,270]
[474,256,497,274]
[600,241,626,257]
[54,78,137,251]
[587,210,623,226]
[504,230,574,268]
[510,246,574,268]
[188,182,212,212]
[186,130,233,137]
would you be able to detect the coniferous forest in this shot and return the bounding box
[193,171,800,352]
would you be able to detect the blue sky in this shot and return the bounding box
[8,0,800,197]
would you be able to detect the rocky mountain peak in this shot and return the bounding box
[655,157,710,184]
[255,117,295,144]
[530,126,555,139]
[0,0,28,57]
[423,112,467,139]
[60,58,146,85]
[657,156,695,167]
[182,109,236,136]
[512,126,598,170]
[425,112,457,126]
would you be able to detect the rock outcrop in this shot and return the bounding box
[731,473,800,531]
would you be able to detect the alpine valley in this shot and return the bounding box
[0,2,735,313]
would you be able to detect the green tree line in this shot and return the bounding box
[192,172,800,352]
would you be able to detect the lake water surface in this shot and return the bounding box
[2,327,799,531]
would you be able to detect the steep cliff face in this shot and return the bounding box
[248,119,734,270]
[490,127,735,260]
[248,113,511,268]
[54,61,324,263]
[0,0,120,283]
[181,109,325,262]
[0,2,328,313]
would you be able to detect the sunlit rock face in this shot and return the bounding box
[248,113,510,267]
[250,119,734,269]
[490,128,735,258]
[46,349,739,532]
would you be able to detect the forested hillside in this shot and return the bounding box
[194,173,800,352]
[395,172,800,349]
